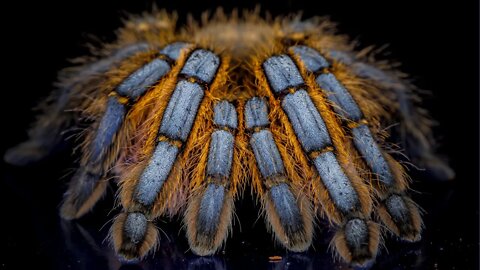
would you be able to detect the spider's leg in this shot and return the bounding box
[291,45,422,241]
[4,42,151,166]
[185,100,238,255]
[244,97,314,252]
[61,42,192,220]
[257,53,379,266]
[329,50,454,180]
[112,48,227,259]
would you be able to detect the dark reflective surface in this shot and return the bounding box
[0,0,478,269]
[1,144,478,270]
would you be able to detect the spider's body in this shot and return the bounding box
[5,10,453,266]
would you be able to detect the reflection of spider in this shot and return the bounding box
[5,9,454,266]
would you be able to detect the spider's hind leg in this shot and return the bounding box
[328,49,454,180]
[111,47,231,259]
[4,42,151,166]
[61,42,191,220]
[257,51,380,265]
[3,85,74,166]
[291,45,423,241]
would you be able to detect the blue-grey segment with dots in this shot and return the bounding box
[116,42,190,99]
[159,80,204,141]
[344,218,369,249]
[206,130,235,179]
[244,97,269,129]
[263,55,304,93]
[124,212,148,244]
[134,49,220,207]
[180,49,220,84]
[90,96,126,163]
[281,89,332,152]
[160,42,191,60]
[352,124,394,186]
[385,194,411,225]
[135,141,179,206]
[316,73,363,121]
[291,45,330,72]
[250,129,286,179]
[313,151,360,213]
[196,184,226,237]
[213,101,237,129]
[116,59,171,99]
[269,183,304,233]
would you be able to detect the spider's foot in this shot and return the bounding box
[422,155,456,181]
[4,141,51,166]
[333,219,379,267]
[378,194,422,242]
[112,212,158,260]
[186,184,234,256]
[265,183,313,252]
[60,169,108,220]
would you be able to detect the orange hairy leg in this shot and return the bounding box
[112,45,231,259]
[59,48,157,219]
[60,42,191,220]
[55,12,186,219]
[324,48,454,181]
[289,42,422,242]
[184,96,239,255]
[242,94,314,252]
[111,44,194,258]
[252,41,379,265]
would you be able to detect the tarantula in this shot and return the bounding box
[4,9,453,266]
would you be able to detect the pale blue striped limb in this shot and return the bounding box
[292,46,423,240]
[60,42,191,220]
[291,46,397,188]
[135,141,180,206]
[3,42,151,166]
[133,49,219,208]
[263,54,363,215]
[158,81,205,141]
[115,48,221,259]
[187,100,237,255]
[245,97,312,252]
[263,55,304,94]
[263,53,377,264]
[328,49,454,180]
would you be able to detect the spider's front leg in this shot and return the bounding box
[244,97,314,251]
[111,47,232,259]
[254,52,380,266]
[184,100,238,255]
[61,42,192,219]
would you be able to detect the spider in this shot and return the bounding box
[4,9,454,266]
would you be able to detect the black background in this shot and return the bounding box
[0,1,478,269]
